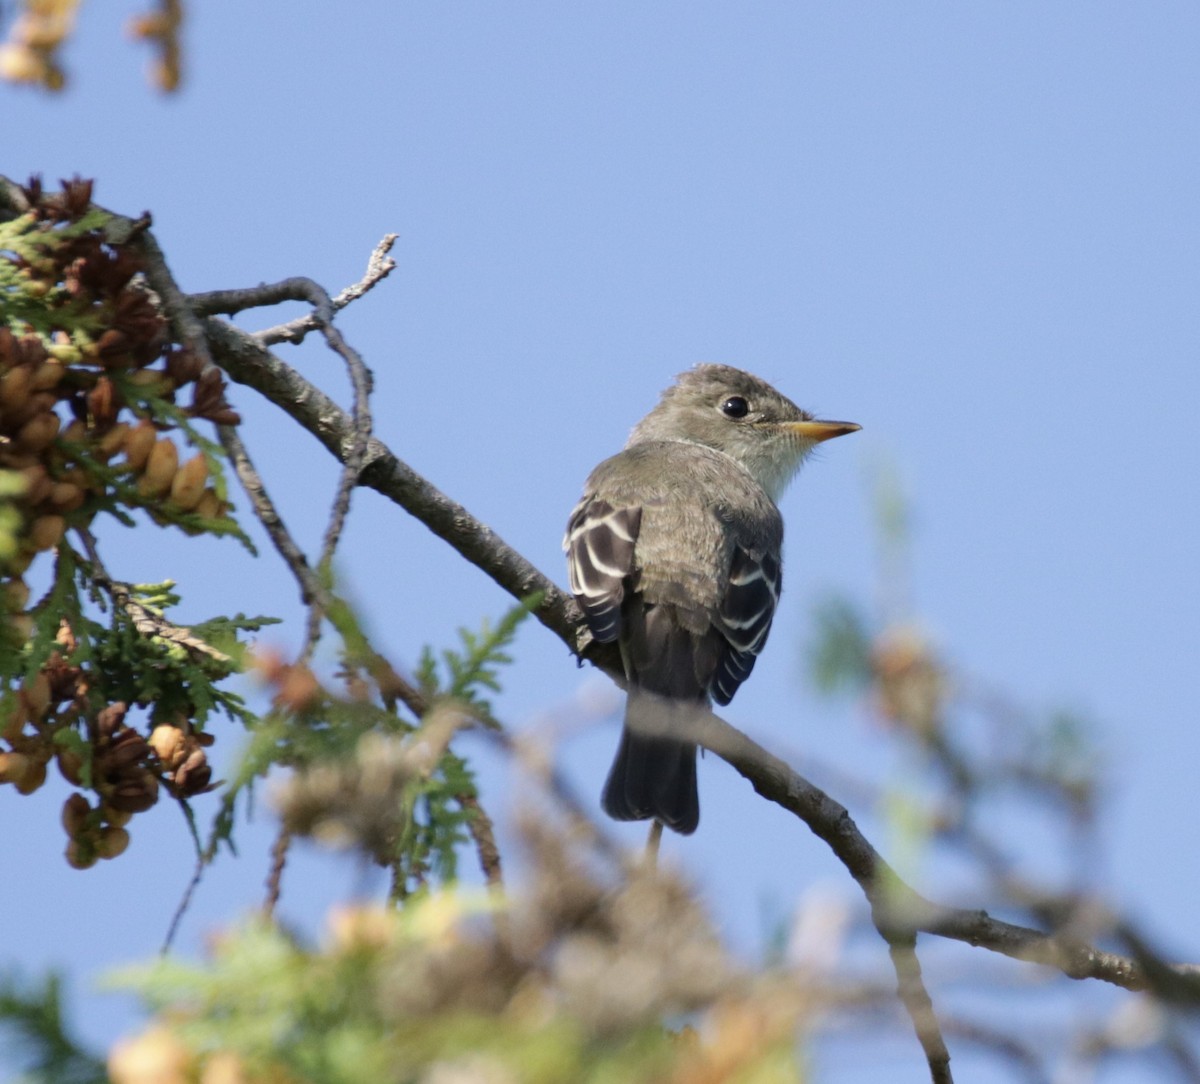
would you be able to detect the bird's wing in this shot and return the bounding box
[564,496,643,643]
[711,544,781,705]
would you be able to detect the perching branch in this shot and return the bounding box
[683,707,1155,990]
[3,176,1191,1039]
[177,275,1193,996]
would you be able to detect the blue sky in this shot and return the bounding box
[4,4,1199,1081]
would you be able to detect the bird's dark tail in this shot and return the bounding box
[601,691,699,835]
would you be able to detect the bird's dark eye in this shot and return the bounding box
[721,396,750,419]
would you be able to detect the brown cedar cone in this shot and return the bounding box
[149,722,214,797]
[93,708,160,814]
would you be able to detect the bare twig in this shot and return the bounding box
[645,820,663,868]
[457,792,503,890]
[941,1018,1049,1084]
[162,853,206,954]
[223,236,399,346]
[185,236,398,346]
[885,934,953,1084]
[187,278,331,319]
[219,425,320,605]
[264,826,291,918]
[330,235,399,308]
[301,278,374,660]
[194,277,374,658]
[137,230,220,372]
[1119,923,1200,1006]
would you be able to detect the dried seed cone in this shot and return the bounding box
[21,671,51,719]
[0,366,31,413]
[6,555,35,579]
[1,710,24,743]
[123,420,157,472]
[149,724,186,768]
[97,701,129,738]
[97,825,130,860]
[107,730,151,769]
[169,453,208,511]
[194,490,223,519]
[19,464,52,505]
[24,667,50,710]
[97,421,131,460]
[62,792,91,835]
[31,362,64,391]
[137,438,178,498]
[101,805,133,829]
[87,377,118,428]
[56,747,85,786]
[4,577,31,611]
[106,770,159,813]
[15,757,47,795]
[0,751,32,785]
[48,481,86,512]
[96,329,128,357]
[15,410,61,452]
[65,838,97,870]
[27,514,66,552]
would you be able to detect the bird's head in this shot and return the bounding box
[627,364,860,500]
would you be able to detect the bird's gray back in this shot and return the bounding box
[584,440,782,623]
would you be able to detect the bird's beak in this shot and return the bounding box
[786,419,861,442]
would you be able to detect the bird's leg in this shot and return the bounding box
[644,819,664,868]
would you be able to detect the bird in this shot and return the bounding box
[564,364,859,835]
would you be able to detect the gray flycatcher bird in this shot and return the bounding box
[565,364,859,834]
